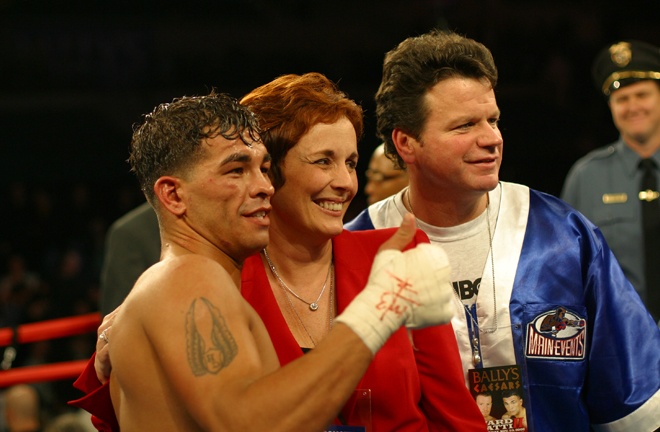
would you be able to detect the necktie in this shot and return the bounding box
[639,158,660,321]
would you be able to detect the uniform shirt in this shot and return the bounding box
[561,138,660,304]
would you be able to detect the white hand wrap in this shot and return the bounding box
[335,243,454,354]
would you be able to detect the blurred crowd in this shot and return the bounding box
[0,179,145,425]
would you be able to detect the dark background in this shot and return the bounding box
[1,0,660,292]
[2,1,659,212]
[0,0,658,416]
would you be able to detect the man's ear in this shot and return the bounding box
[392,128,417,165]
[154,176,186,216]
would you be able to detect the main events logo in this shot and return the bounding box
[525,307,586,360]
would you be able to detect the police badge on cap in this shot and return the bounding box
[592,40,660,96]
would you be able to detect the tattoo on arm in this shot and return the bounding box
[186,297,238,376]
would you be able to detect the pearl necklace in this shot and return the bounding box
[280,265,335,347]
[263,248,332,312]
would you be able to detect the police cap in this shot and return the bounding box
[592,40,660,96]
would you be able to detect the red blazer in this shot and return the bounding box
[70,228,485,431]
[242,229,485,432]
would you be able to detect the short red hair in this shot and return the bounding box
[241,72,363,188]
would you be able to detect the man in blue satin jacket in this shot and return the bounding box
[346,30,660,431]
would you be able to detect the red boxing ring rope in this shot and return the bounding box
[0,312,101,388]
[0,360,91,388]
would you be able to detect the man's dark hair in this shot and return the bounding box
[375,29,498,168]
[129,91,261,203]
[502,389,522,400]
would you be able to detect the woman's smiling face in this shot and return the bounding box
[270,117,358,240]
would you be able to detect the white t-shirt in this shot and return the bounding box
[415,183,501,311]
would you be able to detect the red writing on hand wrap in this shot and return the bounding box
[375,272,420,321]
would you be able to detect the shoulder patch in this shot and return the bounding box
[525,307,587,360]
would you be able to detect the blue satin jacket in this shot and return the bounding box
[346,182,660,432]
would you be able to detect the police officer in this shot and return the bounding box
[561,40,660,323]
